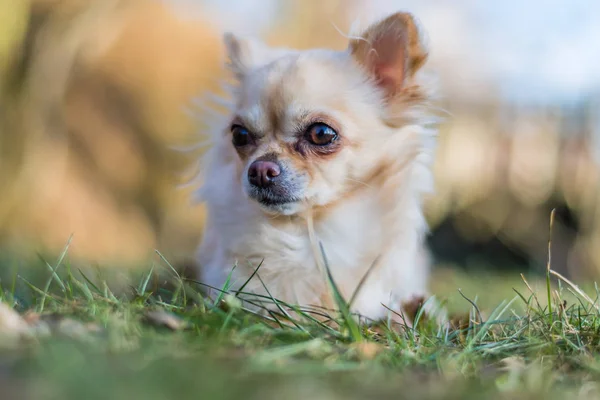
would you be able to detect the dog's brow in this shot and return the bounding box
[230,115,244,126]
[294,108,313,122]
[233,107,268,137]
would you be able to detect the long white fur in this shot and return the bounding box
[195,13,441,323]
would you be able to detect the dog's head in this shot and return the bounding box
[221,12,430,215]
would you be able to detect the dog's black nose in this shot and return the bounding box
[248,160,281,188]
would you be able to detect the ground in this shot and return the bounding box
[1,251,600,400]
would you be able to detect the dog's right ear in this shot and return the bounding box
[223,33,252,79]
[224,33,293,80]
[223,33,273,79]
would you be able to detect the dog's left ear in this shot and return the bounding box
[349,12,427,100]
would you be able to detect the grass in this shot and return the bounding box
[2,248,600,400]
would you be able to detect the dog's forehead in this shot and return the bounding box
[237,50,359,132]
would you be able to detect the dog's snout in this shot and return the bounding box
[248,160,281,188]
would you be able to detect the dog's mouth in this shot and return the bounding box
[244,170,304,212]
[247,189,301,210]
[255,194,300,207]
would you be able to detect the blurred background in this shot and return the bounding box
[0,0,599,282]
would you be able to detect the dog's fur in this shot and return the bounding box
[196,12,440,323]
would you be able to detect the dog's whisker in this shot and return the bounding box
[343,177,374,189]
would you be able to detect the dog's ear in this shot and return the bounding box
[349,12,427,100]
[224,33,287,79]
[223,33,254,78]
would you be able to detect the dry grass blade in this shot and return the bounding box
[550,269,599,312]
[305,208,326,278]
[458,289,483,325]
[520,273,542,310]
[348,255,381,309]
[144,310,190,331]
[546,209,556,320]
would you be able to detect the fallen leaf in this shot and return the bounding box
[0,303,28,334]
[22,311,41,325]
[143,310,190,331]
[0,302,29,347]
[351,341,384,360]
[56,318,96,339]
[26,314,104,339]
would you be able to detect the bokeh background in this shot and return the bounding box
[1,0,599,282]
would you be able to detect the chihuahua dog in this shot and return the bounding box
[196,12,440,324]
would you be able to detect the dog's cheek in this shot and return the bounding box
[279,153,311,188]
[306,160,350,206]
[284,147,351,206]
[346,140,388,184]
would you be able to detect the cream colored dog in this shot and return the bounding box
[196,12,440,325]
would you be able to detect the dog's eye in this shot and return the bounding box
[231,125,252,147]
[305,123,337,146]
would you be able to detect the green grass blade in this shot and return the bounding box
[319,242,362,342]
[39,235,73,312]
[137,265,155,296]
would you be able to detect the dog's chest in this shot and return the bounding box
[226,195,384,303]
